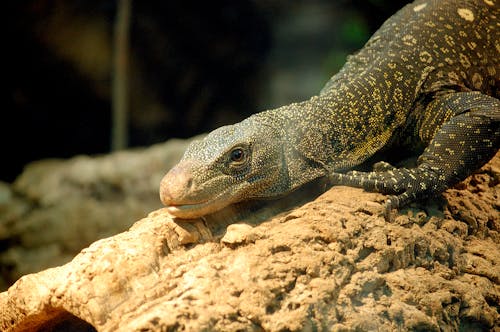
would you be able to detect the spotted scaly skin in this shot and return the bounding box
[160,0,500,219]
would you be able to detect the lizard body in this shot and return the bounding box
[160,0,500,219]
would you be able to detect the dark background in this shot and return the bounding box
[3,0,410,182]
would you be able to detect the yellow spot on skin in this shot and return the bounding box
[419,51,433,63]
[402,34,417,46]
[393,88,403,102]
[445,35,455,47]
[467,41,477,50]
[483,0,494,6]
[394,71,403,81]
[472,73,483,89]
[457,8,474,21]
[413,3,427,12]
[459,54,471,68]
[440,47,450,55]
[448,71,460,81]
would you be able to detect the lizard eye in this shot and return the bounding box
[230,147,245,162]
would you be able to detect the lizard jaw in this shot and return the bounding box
[164,190,235,219]
[166,201,214,219]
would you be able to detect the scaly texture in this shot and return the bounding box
[160,0,499,219]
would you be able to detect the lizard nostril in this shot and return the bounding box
[185,177,193,190]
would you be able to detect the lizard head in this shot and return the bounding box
[159,115,289,219]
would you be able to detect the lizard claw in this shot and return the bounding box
[383,195,399,222]
[373,161,396,172]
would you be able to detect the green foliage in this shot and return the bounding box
[323,51,350,77]
[340,15,370,47]
[322,13,370,80]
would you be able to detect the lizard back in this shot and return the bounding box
[271,0,500,171]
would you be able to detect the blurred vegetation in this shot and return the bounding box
[323,14,370,83]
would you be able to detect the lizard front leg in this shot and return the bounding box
[330,91,500,214]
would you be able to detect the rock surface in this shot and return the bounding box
[0,152,498,331]
[0,138,197,289]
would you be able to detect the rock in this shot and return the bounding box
[221,223,258,246]
[1,153,498,331]
[0,137,199,289]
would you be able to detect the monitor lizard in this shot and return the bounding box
[159,0,500,219]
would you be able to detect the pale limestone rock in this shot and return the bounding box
[0,153,498,331]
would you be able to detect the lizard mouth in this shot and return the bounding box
[165,189,237,219]
[166,200,210,216]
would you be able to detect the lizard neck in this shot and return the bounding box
[274,83,407,176]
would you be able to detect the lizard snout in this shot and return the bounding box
[159,162,195,206]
